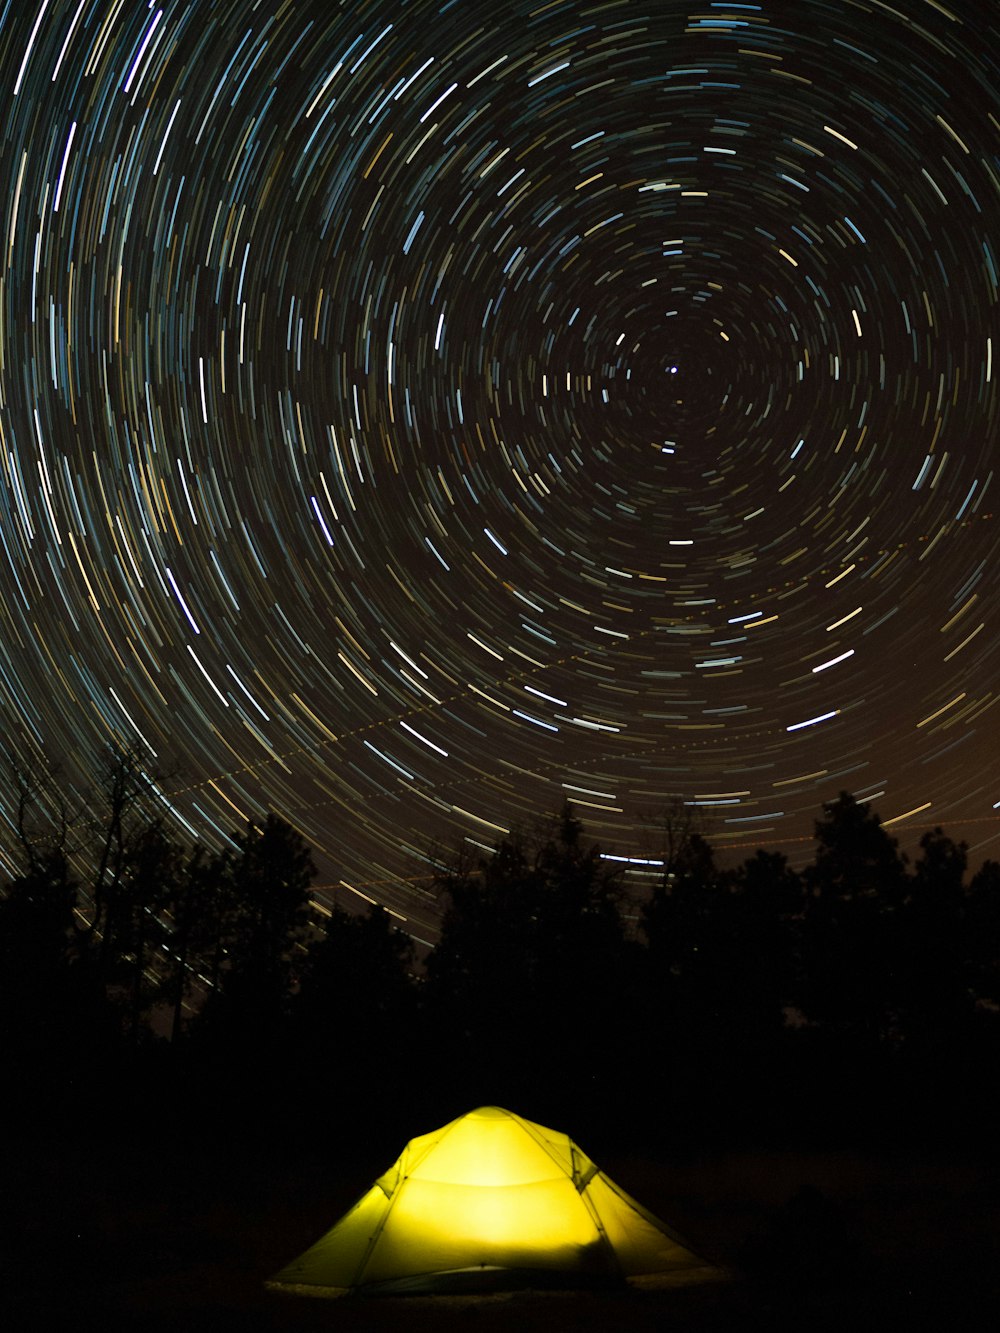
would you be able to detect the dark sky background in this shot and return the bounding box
[0,0,997,941]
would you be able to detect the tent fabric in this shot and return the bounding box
[268,1105,706,1295]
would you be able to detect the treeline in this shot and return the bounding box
[1,747,998,1149]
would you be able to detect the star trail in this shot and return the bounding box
[1,0,998,936]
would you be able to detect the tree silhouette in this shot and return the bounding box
[112,822,182,1041]
[424,806,635,1118]
[892,828,968,1048]
[196,814,316,1048]
[161,843,232,1042]
[82,745,168,965]
[0,850,78,1057]
[3,743,186,1040]
[727,850,801,1046]
[293,901,417,1123]
[796,793,907,1044]
[806,791,908,905]
[964,859,1000,1011]
[640,821,719,1038]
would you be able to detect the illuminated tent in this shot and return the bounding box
[269,1105,708,1295]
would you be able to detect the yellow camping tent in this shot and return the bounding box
[269,1105,707,1295]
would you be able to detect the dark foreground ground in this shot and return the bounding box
[3,1130,998,1333]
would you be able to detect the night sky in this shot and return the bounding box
[0,0,998,939]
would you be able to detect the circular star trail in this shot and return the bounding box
[1,0,999,934]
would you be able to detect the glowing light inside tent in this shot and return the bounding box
[269,1106,707,1295]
